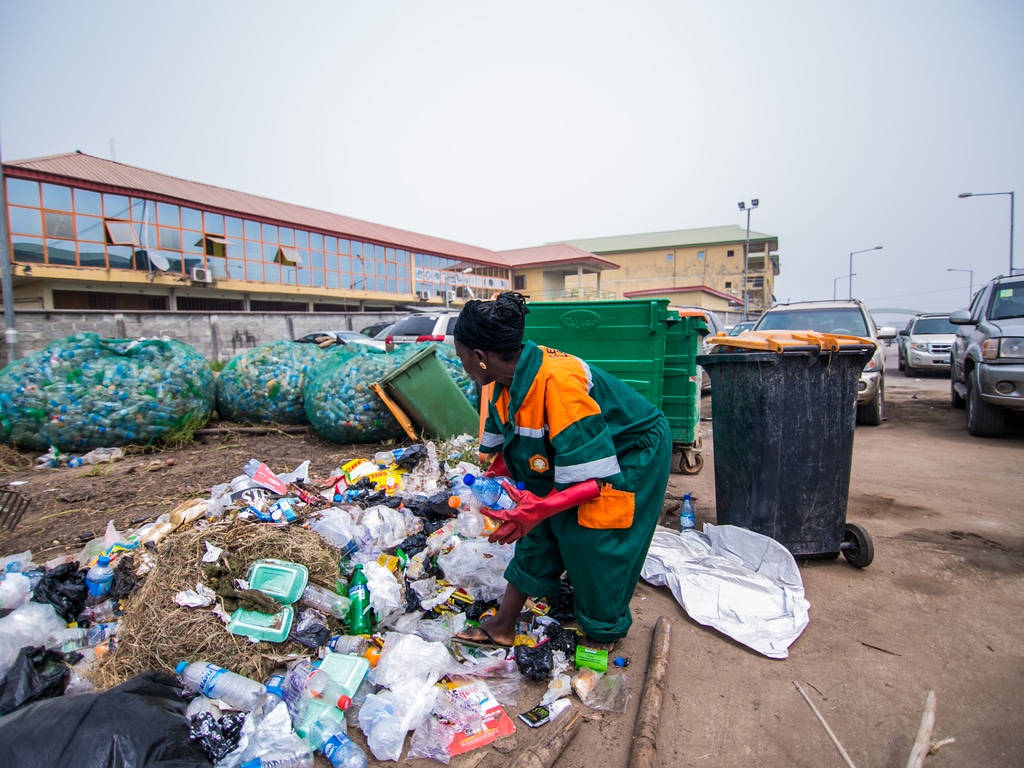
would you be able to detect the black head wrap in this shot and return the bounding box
[453,292,530,353]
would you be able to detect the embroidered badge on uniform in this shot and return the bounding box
[528,455,549,473]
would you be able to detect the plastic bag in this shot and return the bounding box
[188,710,247,762]
[289,609,331,650]
[407,712,455,764]
[437,540,514,603]
[0,645,70,715]
[360,504,409,550]
[0,602,66,679]
[575,670,630,713]
[220,700,311,768]
[374,632,455,690]
[516,643,554,682]
[0,572,33,611]
[31,562,88,622]
[0,333,215,452]
[0,670,210,768]
[215,340,326,425]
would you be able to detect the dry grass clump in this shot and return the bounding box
[0,444,33,472]
[92,519,343,689]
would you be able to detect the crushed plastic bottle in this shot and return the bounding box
[176,661,267,712]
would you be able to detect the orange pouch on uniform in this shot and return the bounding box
[577,486,635,529]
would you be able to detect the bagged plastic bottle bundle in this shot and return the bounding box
[300,584,351,620]
[680,493,696,531]
[85,556,114,603]
[176,661,267,712]
[307,715,368,768]
[216,341,327,425]
[0,332,214,451]
[302,346,407,444]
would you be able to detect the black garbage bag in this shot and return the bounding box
[544,625,580,657]
[32,562,88,622]
[546,579,576,622]
[188,710,246,762]
[515,643,554,681]
[109,556,139,601]
[289,610,331,650]
[0,670,212,768]
[0,646,70,715]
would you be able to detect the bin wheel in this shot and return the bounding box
[679,452,705,475]
[841,523,874,568]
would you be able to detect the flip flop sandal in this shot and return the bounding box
[452,624,514,648]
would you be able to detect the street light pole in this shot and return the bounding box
[834,274,855,302]
[737,198,759,320]
[946,267,974,304]
[958,191,1015,275]
[848,246,883,300]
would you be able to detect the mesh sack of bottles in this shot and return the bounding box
[429,342,480,410]
[215,340,328,425]
[304,345,405,443]
[0,333,215,452]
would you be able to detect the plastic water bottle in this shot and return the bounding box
[300,584,351,620]
[281,659,318,718]
[176,661,267,711]
[372,448,405,467]
[86,622,118,646]
[85,556,115,603]
[463,474,517,511]
[47,627,90,652]
[307,716,368,768]
[239,748,314,768]
[346,564,372,635]
[327,635,371,656]
[680,494,695,531]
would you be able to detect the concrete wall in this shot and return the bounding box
[0,310,405,366]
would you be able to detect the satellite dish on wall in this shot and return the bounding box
[149,251,170,271]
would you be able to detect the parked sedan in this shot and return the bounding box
[727,321,756,336]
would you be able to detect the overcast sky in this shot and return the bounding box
[2,1,1021,324]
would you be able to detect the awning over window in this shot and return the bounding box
[275,246,305,266]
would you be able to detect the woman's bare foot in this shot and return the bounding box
[453,621,516,648]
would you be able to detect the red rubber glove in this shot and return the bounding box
[483,451,510,479]
[486,479,601,545]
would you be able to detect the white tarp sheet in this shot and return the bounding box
[641,524,810,659]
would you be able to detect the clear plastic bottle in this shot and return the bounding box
[326,634,372,656]
[281,658,317,718]
[300,584,351,620]
[238,748,314,768]
[372,448,405,467]
[176,661,267,712]
[46,627,89,652]
[307,716,368,768]
[79,598,118,623]
[304,669,353,711]
[85,556,115,603]
[680,493,695,531]
[86,622,118,646]
[462,474,517,511]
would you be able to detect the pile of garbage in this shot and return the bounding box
[0,437,630,767]
[0,333,215,452]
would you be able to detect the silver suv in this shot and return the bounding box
[949,274,1024,437]
[897,313,957,375]
[752,299,896,425]
[384,310,460,352]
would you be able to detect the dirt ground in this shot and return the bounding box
[1,345,1023,767]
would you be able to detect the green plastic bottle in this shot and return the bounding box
[346,563,372,635]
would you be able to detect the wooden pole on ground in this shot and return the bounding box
[507,707,582,768]
[793,681,857,768]
[628,615,673,768]
[904,690,937,768]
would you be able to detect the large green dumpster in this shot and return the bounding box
[523,299,704,473]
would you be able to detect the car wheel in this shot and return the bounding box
[897,350,905,371]
[841,523,874,568]
[950,373,965,409]
[903,360,916,377]
[966,369,1005,437]
[856,381,884,426]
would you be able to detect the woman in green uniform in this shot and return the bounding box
[452,292,672,648]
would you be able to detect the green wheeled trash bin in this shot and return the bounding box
[697,331,876,568]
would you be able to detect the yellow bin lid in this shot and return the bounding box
[709,330,876,354]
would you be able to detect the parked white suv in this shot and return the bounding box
[897,313,957,375]
[384,310,460,352]
[752,299,897,425]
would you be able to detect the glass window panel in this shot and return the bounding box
[244,219,261,240]
[296,230,309,248]
[106,221,139,245]
[159,228,181,250]
[387,263,396,278]
[104,194,130,219]
[130,198,147,221]
[245,241,261,261]
[310,251,324,268]
[157,202,180,227]
[73,188,102,215]
[326,271,339,288]
[183,254,204,273]
[76,215,104,241]
[225,216,243,237]
[262,223,278,242]
[376,261,387,277]
[246,261,264,281]
[397,263,408,279]
[163,251,184,273]
[352,241,362,257]
[42,183,73,211]
[326,254,339,271]
[297,268,310,286]
[78,242,106,267]
[46,240,77,265]
[183,232,203,253]
[339,273,352,289]
[265,263,281,282]
[227,259,245,279]
[207,259,228,279]
[45,212,75,238]
[8,206,42,235]
[107,245,133,269]
[226,241,243,258]
[310,232,322,249]
[263,243,277,262]
[324,235,336,253]
[142,224,157,248]
[279,227,294,246]
[387,278,396,292]
[397,278,409,293]
[375,244,385,260]
[6,178,40,207]
[181,207,202,230]
[386,248,395,262]
[11,235,44,263]
[203,212,224,235]
[311,270,325,287]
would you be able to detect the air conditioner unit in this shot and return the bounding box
[445,289,456,301]
[191,267,213,283]
[418,290,431,301]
